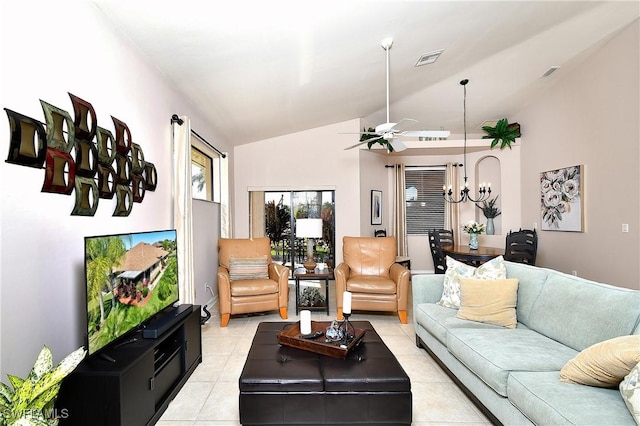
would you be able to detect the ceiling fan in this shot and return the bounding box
[345,37,450,152]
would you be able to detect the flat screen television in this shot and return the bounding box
[84,229,180,356]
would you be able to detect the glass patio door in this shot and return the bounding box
[260,190,335,274]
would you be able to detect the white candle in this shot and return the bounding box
[343,291,352,315]
[300,310,311,335]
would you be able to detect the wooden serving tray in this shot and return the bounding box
[277,321,365,358]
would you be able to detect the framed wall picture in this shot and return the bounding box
[540,165,584,232]
[371,190,382,225]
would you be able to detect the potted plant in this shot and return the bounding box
[0,346,86,425]
[360,127,396,152]
[299,287,325,307]
[482,118,521,149]
[476,196,501,235]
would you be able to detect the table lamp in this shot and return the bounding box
[295,218,323,272]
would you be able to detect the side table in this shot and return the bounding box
[293,267,332,315]
[396,256,411,270]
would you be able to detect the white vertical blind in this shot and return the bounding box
[405,167,446,234]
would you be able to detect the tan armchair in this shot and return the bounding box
[217,237,289,327]
[334,236,410,324]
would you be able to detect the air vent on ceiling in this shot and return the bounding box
[542,66,560,78]
[415,49,444,67]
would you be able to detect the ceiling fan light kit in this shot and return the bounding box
[344,37,450,153]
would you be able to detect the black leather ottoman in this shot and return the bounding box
[239,321,411,425]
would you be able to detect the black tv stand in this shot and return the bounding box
[98,352,116,363]
[113,337,138,349]
[143,304,193,339]
[57,304,202,426]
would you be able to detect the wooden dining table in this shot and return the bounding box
[443,245,504,266]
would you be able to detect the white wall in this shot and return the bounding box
[515,20,639,289]
[0,2,225,376]
[233,119,362,266]
[358,150,389,237]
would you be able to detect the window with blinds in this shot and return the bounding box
[405,167,446,234]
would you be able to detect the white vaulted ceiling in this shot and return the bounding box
[94,0,639,147]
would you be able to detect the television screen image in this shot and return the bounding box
[84,229,180,356]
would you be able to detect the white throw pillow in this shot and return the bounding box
[438,255,507,309]
[620,361,640,425]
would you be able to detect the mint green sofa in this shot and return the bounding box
[412,261,640,425]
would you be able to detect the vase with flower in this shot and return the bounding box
[462,220,485,250]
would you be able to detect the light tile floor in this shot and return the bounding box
[158,279,492,425]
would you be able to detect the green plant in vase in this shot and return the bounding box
[0,346,86,425]
[476,196,501,235]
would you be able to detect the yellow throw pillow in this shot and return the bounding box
[456,278,519,328]
[560,335,640,388]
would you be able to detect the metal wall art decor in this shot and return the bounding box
[540,165,584,232]
[4,93,157,216]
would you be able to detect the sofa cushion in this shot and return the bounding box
[343,236,396,277]
[457,278,519,328]
[504,261,549,327]
[346,275,397,294]
[414,302,511,346]
[620,362,640,425]
[438,256,506,308]
[230,279,278,296]
[508,371,637,425]
[219,237,272,270]
[229,256,269,281]
[446,328,578,396]
[560,335,640,387]
[528,273,640,351]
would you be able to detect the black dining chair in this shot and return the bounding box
[504,229,538,265]
[435,229,454,248]
[374,229,387,237]
[428,229,454,274]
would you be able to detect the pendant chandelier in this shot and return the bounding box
[443,79,491,203]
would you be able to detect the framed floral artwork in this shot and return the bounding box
[540,165,584,232]
[371,190,382,225]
